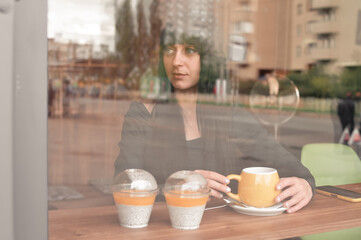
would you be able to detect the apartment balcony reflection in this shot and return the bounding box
[304,53,317,65]
[311,48,337,60]
[312,21,338,34]
[312,0,339,9]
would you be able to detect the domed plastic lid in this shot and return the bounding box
[112,169,158,194]
[163,171,210,197]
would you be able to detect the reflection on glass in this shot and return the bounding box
[250,74,300,140]
[47,0,361,215]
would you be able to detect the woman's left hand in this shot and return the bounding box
[275,177,313,213]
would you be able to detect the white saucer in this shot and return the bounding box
[226,199,287,216]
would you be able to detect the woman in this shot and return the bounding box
[114,36,314,213]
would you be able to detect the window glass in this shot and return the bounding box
[297,24,302,37]
[297,3,303,15]
[296,45,302,57]
[47,0,361,226]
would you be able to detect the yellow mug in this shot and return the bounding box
[227,167,280,208]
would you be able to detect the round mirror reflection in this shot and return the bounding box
[249,74,300,139]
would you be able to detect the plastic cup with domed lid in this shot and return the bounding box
[163,170,210,230]
[112,169,158,228]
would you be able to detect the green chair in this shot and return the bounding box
[301,226,361,240]
[300,143,361,240]
[301,143,361,187]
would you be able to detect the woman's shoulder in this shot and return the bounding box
[126,101,155,119]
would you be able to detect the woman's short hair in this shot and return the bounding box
[158,30,214,91]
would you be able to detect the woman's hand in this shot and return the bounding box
[195,170,231,199]
[276,177,313,213]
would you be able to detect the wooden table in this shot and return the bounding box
[49,183,361,240]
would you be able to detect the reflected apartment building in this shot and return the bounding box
[48,0,361,95]
[307,0,361,73]
[218,0,361,82]
[160,0,216,43]
[290,0,361,75]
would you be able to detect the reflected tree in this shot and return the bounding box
[340,67,361,95]
[148,0,162,59]
[115,0,136,79]
[135,0,148,73]
[287,65,338,98]
[115,0,163,89]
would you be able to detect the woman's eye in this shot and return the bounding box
[164,47,175,55]
[185,47,197,54]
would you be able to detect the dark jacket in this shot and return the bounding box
[114,101,316,194]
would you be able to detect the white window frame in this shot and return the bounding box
[0,0,47,240]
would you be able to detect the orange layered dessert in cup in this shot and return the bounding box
[163,171,210,230]
[112,169,158,228]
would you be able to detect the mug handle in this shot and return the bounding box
[226,174,242,202]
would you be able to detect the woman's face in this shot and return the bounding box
[163,44,201,91]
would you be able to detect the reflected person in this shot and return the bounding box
[337,91,355,143]
[114,35,315,213]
